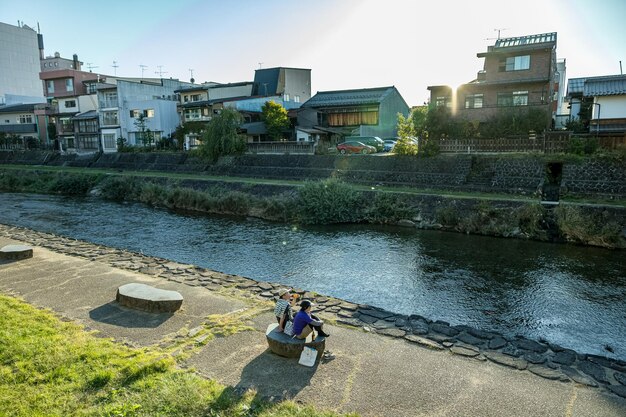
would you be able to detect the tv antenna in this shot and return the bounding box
[188,68,195,83]
[139,64,148,78]
[155,65,168,77]
[112,60,119,76]
[86,63,99,72]
[486,28,509,41]
[258,62,264,69]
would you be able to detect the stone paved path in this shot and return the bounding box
[1,227,625,416]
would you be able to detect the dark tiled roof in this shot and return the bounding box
[0,103,41,113]
[302,86,395,108]
[583,75,626,96]
[567,75,626,97]
[72,110,98,120]
[567,78,586,96]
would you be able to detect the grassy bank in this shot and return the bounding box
[0,294,354,417]
[0,168,624,249]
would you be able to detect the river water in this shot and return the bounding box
[1,192,625,359]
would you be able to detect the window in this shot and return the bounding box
[86,83,97,94]
[465,94,483,109]
[190,94,200,102]
[103,134,116,149]
[145,109,154,118]
[102,111,118,125]
[184,95,189,103]
[284,94,290,102]
[184,109,201,120]
[18,114,33,124]
[499,55,530,71]
[435,96,450,107]
[64,100,76,108]
[60,117,73,131]
[77,119,98,133]
[65,78,74,92]
[78,136,99,150]
[47,80,55,94]
[202,108,210,116]
[130,109,141,118]
[294,95,300,103]
[497,91,528,107]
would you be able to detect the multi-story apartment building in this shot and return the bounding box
[97,78,192,152]
[427,32,563,129]
[38,55,103,151]
[0,21,45,105]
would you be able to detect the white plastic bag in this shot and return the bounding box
[284,320,295,336]
[298,346,317,367]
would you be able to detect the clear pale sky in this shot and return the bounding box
[1,0,624,105]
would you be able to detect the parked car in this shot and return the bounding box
[345,136,384,152]
[383,140,397,152]
[336,141,377,154]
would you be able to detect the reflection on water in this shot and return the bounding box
[1,192,625,359]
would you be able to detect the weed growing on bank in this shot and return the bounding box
[555,205,623,247]
[0,294,357,417]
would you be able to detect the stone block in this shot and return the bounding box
[265,324,325,361]
[116,283,183,313]
[0,244,33,260]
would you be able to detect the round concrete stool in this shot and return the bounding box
[116,283,183,313]
[0,245,33,260]
[266,323,326,362]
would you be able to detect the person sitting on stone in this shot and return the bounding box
[293,299,330,339]
[274,288,296,332]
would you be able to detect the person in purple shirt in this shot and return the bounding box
[292,299,330,339]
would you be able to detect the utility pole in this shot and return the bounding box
[112,61,119,76]
[139,64,148,79]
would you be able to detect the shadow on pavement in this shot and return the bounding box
[89,302,174,328]
[221,348,318,403]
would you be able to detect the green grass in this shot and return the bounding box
[0,294,357,417]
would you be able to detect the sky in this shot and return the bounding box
[1,0,624,105]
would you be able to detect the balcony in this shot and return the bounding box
[34,103,59,116]
[98,100,118,109]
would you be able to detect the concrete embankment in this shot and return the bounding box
[1,223,625,417]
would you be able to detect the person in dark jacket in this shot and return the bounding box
[292,299,330,339]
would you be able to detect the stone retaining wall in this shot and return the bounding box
[1,223,624,398]
[1,151,625,198]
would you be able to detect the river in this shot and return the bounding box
[1,192,625,360]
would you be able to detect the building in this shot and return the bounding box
[297,86,410,141]
[0,21,45,105]
[97,78,192,153]
[38,57,104,151]
[0,103,46,146]
[176,67,311,148]
[567,74,626,134]
[427,32,563,129]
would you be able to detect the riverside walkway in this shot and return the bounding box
[0,227,625,417]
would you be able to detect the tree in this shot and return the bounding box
[199,108,246,161]
[394,113,418,156]
[133,114,154,148]
[261,100,290,140]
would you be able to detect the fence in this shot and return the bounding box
[436,132,626,154]
[246,141,315,155]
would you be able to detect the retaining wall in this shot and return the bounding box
[1,150,625,198]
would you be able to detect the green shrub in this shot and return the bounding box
[567,137,599,155]
[48,173,100,195]
[515,203,547,239]
[296,179,365,224]
[99,176,142,201]
[363,192,414,224]
[259,194,298,222]
[555,205,623,248]
[435,206,459,227]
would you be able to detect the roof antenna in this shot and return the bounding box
[139,64,148,78]
[620,60,623,75]
[155,65,168,77]
[188,68,195,83]
[258,62,263,69]
[86,63,99,72]
[112,60,119,76]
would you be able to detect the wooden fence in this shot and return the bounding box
[436,132,626,154]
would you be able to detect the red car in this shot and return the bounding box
[336,141,377,155]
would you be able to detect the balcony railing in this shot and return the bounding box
[98,100,118,109]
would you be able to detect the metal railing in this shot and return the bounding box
[246,141,315,155]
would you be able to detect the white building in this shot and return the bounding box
[0,21,45,105]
